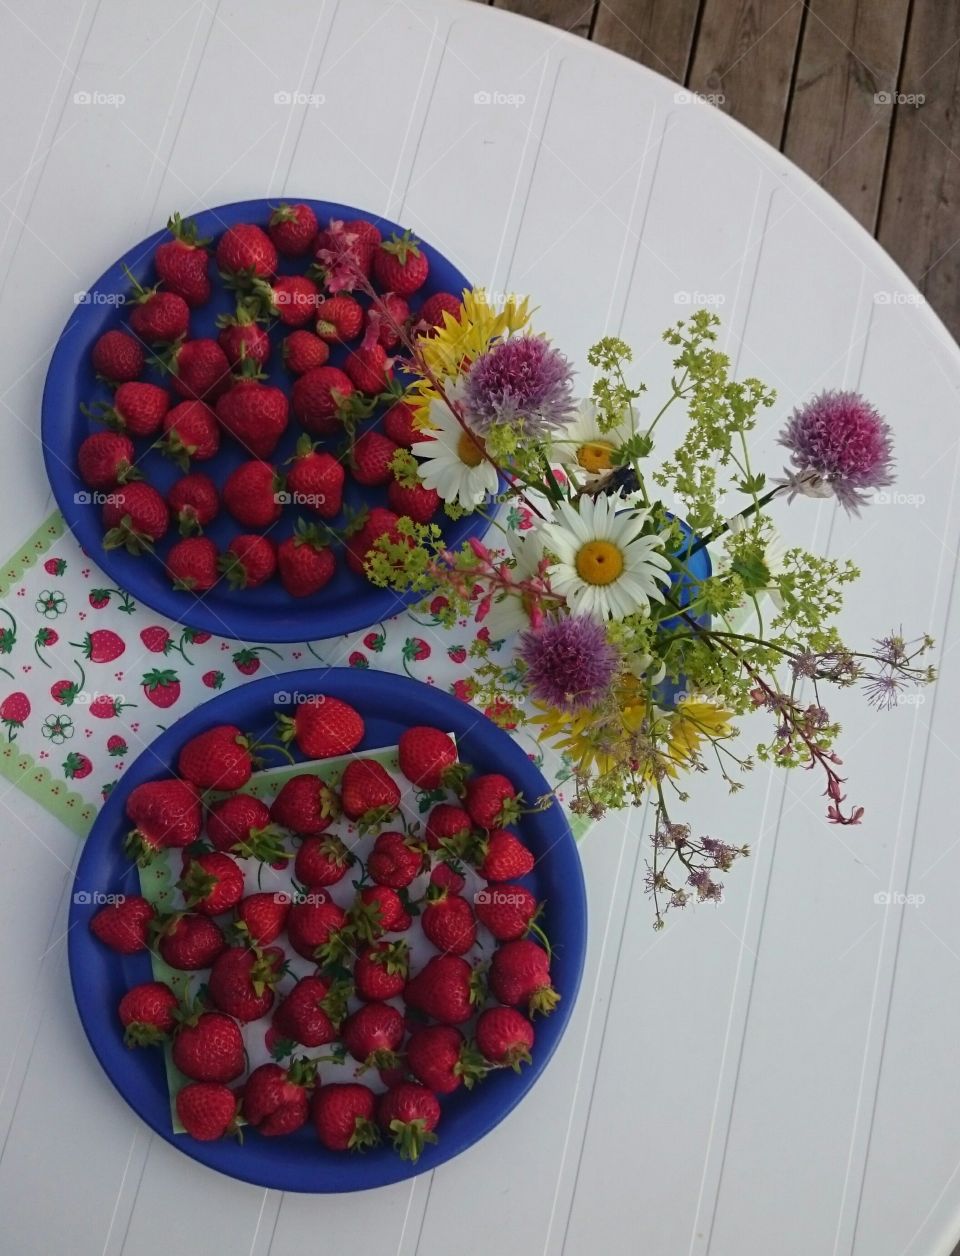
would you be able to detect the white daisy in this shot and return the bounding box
[540,491,672,621]
[549,398,635,478]
[484,529,544,641]
[411,394,499,510]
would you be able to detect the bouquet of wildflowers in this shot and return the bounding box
[340,267,934,927]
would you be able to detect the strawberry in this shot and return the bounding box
[157,913,226,969]
[50,678,81,707]
[282,330,329,375]
[474,883,538,940]
[291,365,355,436]
[398,726,459,789]
[141,667,181,709]
[77,432,138,489]
[216,380,289,458]
[140,626,172,653]
[160,400,219,466]
[407,1025,484,1093]
[63,751,92,779]
[350,430,399,487]
[223,460,282,528]
[102,482,169,553]
[270,772,340,837]
[430,862,466,894]
[164,337,231,401]
[165,536,218,593]
[178,724,253,791]
[208,943,284,1021]
[315,295,364,342]
[340,759,401,826]
[128,286,190,344]
[489,939,559,1016]
[373,231,429,296]
[418,291,461,330]
[236,890,291,945]
[388,477,439,523]
[286,892,348,962]
[254,274,319,327]
[268,202,318,256]
[273,974,342,1047]
[73,628,125,663]
[464,773,520,829]
[475,829,535,882]
[377,1082,440,1162]
[345,507,406,577]
[342,1001,404,1068]
[353,939,409,1001]
[421,891,476,955]
[313,1083,380,1152]
[367,831,424,888]
[89,695,129,720]
[350,885,409,942]
[125,778,201,858]
[216,223,277,280]
[203,669,224,689]
[155,213,212,307]
[277,526,336,598]
[172,1008,245,1083]
[382,400,422,447]
[475,1006,534,1069]
[0,692,30,735]
[344,343,391,395]
[244,1059,316,1135]
[404,954,481,1024]
[92,329,144,382]
[167,472,219,535]
[368,293,409,349]
[286,437,345,519]
[216,300,271,369]
[276,695,364,760]
[179,851,245,916]
[294,833,352,887]
[424,803,472,851]
[107,735,128,756]
[207,794,288,862]
[82,381,170,437]
[314,218,381,289]
[176,1082,238,1140]
[118,981,178,1046]
[89,895,155,954]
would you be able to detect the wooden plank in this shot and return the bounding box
[877,0,960,346]
[783,0,910,233]
[688,0,806,146]
[591,0,703,84]
[491,0,597,40]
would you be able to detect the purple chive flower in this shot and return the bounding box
[778,389,895,513]
[518,614,618,712]
[462,335,576,437]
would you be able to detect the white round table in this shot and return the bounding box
[1,1,957,1253]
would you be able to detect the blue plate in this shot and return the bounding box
[67,669,587,1192]
[42,199,494,642]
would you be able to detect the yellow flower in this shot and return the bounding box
[664,698,734,765]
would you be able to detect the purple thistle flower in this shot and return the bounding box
[518,614,618,712]
[778,389,894,514]
[462,335,576,437]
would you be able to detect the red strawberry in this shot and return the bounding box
[350,430,399,487]
[474,883,538,940]
[377,1083,440,1162]
[367,831,424,888]
[286,437,345,519]
[208,944,284,1021]
[270,772,340,837]
[236,891,291,945]
[342,1001,404,1067]
[176,1082,238,1140]
[206,794,287,861]
[62,751,92,780]
[155,213,212,307]
[216,379,289,458]
[140,668,181,709]
[475,1006,534,1069]
[125,777,200,857]
[216,301,271,369]
[314,294,364,342]
[277,526,336,598]
[94,380,170,436]
[340,759,401,826]
[407,1025,484,1093]
[77,431,138,490]
[202,669,224,689]
[256,274,319,327]
[218,534,276,589]
[92,329,143,382]
[464,773,520,829]
[421,891,476,955]
[354,940,409,1002]
[89,895,155,954]
[489,938,559,1015]
[418,291,461,330]
[388,476,439,522]
[50,679,81,707]
[102,482,169,553]
[282,329,329,375]
[313,1083,380,1152]
[157,913,226,969]
[398,726,459,789]
[314,218,381,289]
[223,460,282,528]
[430,862,466,894]
[368,293,409,349]
[373,231,429,296]
[178,724,252,791]
[140,626,171,653]
[273,974,342,1047]
[118,981,178,1046]
[382,400,422,447]
[129,287,190,344]
[294,833,352,887]
[244,1058,317,1135]
[345,507,406,577]
[351,885,409,942]
[476,828,535,882]
[172,1009,245,1083]
[107,734,128,756]
[160,400,219,466]
[73,628,125,663]
[404,954,480,1024]
[166,536,219,591]
[167,472,220,535]
[344,343,392,395]
[268,202,318,256]
[286,892,348,962]
[276,695,364,760]
[178,851,245,916]
[216,223,277,279]
[164,337,231,401]
[291,365,355,436]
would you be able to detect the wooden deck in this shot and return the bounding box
[475,0,960,346]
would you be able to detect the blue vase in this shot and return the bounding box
[652,516,711,709]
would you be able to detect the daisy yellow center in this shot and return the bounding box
[576,440,616,473]
[575,540,624,586]
[457,431,485,468]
